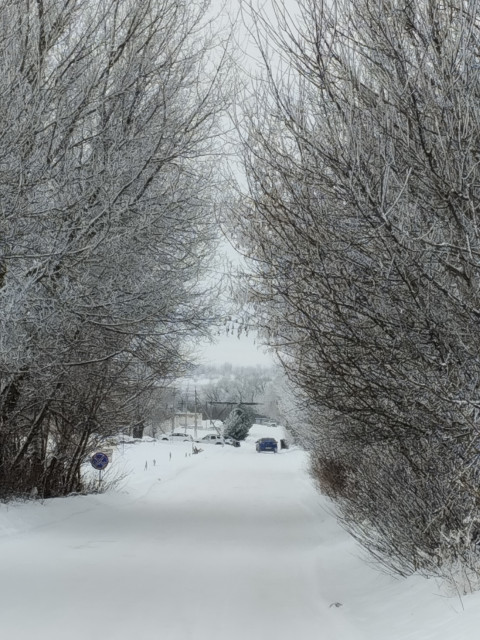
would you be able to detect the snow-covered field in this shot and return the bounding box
[1,425,480,639]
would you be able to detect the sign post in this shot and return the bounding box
[90,452,110,491]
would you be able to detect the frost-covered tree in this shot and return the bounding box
[0,0,230,498]
[231,0,480,586]
[223,405,254,441]
[196,364,273,420]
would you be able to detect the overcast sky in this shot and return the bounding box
[195,0,284,368]
[196,331,275,367]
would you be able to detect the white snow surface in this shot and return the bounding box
[1,424,479,639]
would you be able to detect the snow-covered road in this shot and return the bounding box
[1,430,480,639]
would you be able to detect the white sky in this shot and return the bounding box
[196,0,290,368]
[196,331,275,367]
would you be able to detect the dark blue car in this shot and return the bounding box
[256,437,278,453]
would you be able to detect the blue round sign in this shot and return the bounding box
[91,452,109,470]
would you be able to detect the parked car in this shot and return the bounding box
[201,434,224,445]
[256,437,278,453]
[161,432,192,442]
[224,437,241,448]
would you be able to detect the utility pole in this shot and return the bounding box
[171,388,176,433]
[194,387,198,441]
[182,396,187,434]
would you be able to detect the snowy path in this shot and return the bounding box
[1,435,480,639]
[0,443,354,639]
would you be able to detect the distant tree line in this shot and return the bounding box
[164,364,279,425]
[194,364,274,420]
